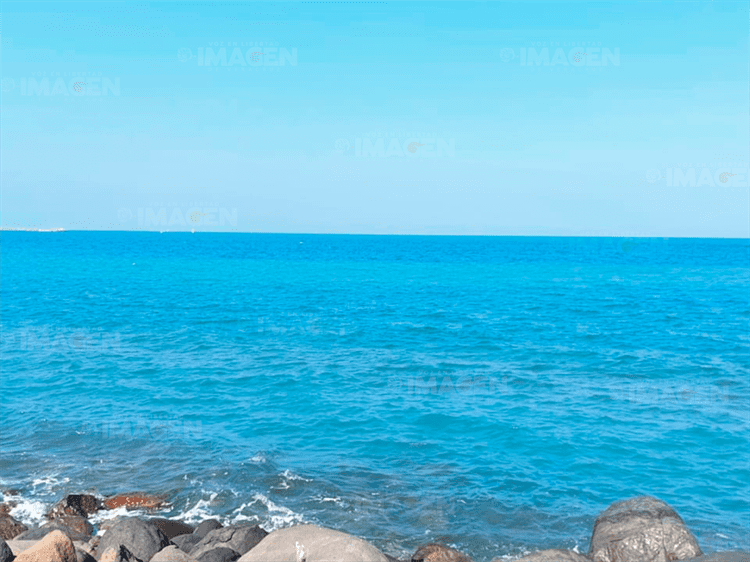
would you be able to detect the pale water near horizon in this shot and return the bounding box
[1,232,748,560]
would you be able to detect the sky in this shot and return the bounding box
[1,1,748,236]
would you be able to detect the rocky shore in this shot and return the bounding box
[1,493,747,562]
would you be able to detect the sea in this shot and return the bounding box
[1,232,748,561]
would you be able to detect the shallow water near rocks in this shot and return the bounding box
[1,233,748,561]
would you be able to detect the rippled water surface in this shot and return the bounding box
[1,233,748,560]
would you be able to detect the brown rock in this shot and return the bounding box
[102,494,165,511]
[99,546,141,562]
[0,515,28,541]
[517,550,591,561]
[589,496,702,562]
[411,544,473,562]
[0,505,12,516]
[47,497,100,519]
[2,492,21,498]
[150,546,198,562]
[14,530,77,562]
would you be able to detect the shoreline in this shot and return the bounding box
[1,490,748,562]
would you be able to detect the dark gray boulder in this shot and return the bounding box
[589,496,703,562]
[0,539,14,562]
[411,544,473,562]
[148,520,194,541]
[194,547,239,562]
[14,521,91,542]
[172,535,201,553]
[193,522,222,541]
[189,526,267,558]
[96,518,170,562]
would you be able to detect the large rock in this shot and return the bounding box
[99,546,141,562]
[683,554,750,562]
[150,546,198,562]
[102,495,165,511]
[14,530,77,562]
[193,523,222,541]
[171,536,200,554]
[95,518,169,562]
[73,546,95,562]
[515,550,591,561]
[15,521,91,543]
[189,526,266,558]
[411,544,473,562]
[1,539,13,562]
[47,497,100,519]
[589,496,703,562]
[194,548,239,562]
[148,521,194,541]
[237,524,389,562]
[0,515,28,541]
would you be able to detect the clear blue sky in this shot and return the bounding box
[1,1,748,236]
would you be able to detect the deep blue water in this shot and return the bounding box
[1,232,748,561]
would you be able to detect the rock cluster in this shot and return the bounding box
[0,493,747,562]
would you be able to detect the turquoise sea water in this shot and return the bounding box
[1,232,748,560]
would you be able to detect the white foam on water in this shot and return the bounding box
[9,499,48,527]
[231,493,305,531]
[247,454,267,464]
[31,475,70,493]
[280,470,312,482]
[173,492,219,525]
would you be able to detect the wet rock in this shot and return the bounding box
[147,521,194,541]
[192,523,222,541]
[1,539,14,562]
[95,518,169,562]
[14,530,77,562]
[515,550,591,561]
[189,526,266,558]
[0,515,28,541]
[102,495,165,511]
[0,506,16,516]
[47,497,100,519]
[194,548,239,562]
[171,536,200,554]
[2,492,20,498]
[411,544,473,562]
[589,496,702,562]
[99,546,141,562]
[237,524,389,562]
[150,546,198,562]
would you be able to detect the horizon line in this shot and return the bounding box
[1,228,749,240]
